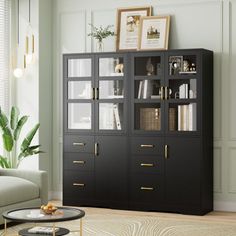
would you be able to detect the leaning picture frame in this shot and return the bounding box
[138,15,170,51]
[116,6,152,51]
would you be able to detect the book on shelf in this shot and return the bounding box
[138,81,143,98]
[177,103,197,131]
[140,108,161,131]
[179,84,189,99]
[113,104,121,130]
[143,80,153,99]
[28,227,59,234]
[169,108,176,131]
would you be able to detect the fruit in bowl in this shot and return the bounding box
[41,203,57,214]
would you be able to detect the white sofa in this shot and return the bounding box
[0,169,48,225]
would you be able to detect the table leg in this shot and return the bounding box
[53,223,56,236]
[80,218,82,236]
[4,219,7,236]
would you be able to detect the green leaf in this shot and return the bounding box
[10,106,19,130]
[14,116,28,141]
[0,109,9,132]
[21,123,40,152]
[3,133,14,151]
[0,156,10,168]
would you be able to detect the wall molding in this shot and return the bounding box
[214,200,236,212]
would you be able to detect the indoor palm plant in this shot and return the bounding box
[0,106,42,168]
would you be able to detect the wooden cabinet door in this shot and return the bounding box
[94,136,128,207]
[164,137,202,209]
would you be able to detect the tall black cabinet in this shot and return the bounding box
[63,49,213,215]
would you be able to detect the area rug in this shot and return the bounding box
[1,213,236,236]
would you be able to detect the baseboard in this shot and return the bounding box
[214,201,236,212]
[48,192,236,212]
[49,191,62,201]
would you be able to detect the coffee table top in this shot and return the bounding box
[2,207,85,223]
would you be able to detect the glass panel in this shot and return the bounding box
[68,59,91,77]
[68,81,92,99]
[68,103,91,129]
[99,81,124,99]
[168,55,197,76]
[99,57,124,77]
[135,103,161,131]
[169,78,197,99]
[168,103,197,131]
[135,80,161,99]
[134,56,162,76]
[99,103,123,130]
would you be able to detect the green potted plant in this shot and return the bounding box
[0,106,42,168]
[88,24,115,52]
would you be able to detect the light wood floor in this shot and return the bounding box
[52,200,236,224]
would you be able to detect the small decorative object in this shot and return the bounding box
[168,56,183,75]
[115,63,124,73]
[146,58,154,75]
[138,16,170,51]
[189,62,196,71]
[183,60,190,72]
[41,203,57,214]
[88,24,115,52]
[116,6,152,51]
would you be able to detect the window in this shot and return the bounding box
[0,0,10,113]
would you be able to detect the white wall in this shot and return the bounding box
[51,0,236,211]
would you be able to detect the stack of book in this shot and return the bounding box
[169,108,176,131]
[178,103,197,131]
[28,226,59,234]
[138,80,153,99]
[140,108,160,131]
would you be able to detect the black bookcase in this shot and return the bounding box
[63,49,213,215]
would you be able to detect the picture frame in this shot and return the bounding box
[116,6,152,51]
[168,56,183,75]
[138,15,170,51]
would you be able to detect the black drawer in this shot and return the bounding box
[129,174,163,202]
[64,153,94,171]
[131,137,164,155]
[63,171,94,198]
[131,155,162,174]
[64,135,94,153]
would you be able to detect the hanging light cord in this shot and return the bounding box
[17,0,19,44]
[29,0,30,23]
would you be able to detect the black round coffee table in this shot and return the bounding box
[2,207,85,236]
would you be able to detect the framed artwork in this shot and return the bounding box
[138,16,170,51]
[116,6,152,51]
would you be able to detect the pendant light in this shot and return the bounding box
[25,0,34,65]
[13,0,24,78]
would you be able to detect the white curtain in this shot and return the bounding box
[0,0,10,113]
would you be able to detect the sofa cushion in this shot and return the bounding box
[0,176,39,207]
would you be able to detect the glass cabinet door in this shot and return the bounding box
[66,56,93,131]
[97,55,126,132]
[167,53,198,133]
[132,53,164,133]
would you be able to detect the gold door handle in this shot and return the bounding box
[95,87,99,100]
[161,86,164,100]
[95,142,99,156]
[73,160,85,164]
[165,144,168,159]
[73,183,85,187]
[73,142,85,146]
[140,163,154,167]
[140,144,154,148]
[92,87,95,100]
[140,187,154,191]
[165,86,169,100]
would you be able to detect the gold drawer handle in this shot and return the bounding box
[73,160,85,164]
[140,187,154,191]
[165,144,168,159]
[140,144,154,148]
[73,142,85,146]
[73,183,85,187]
[140,163,154,167]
